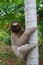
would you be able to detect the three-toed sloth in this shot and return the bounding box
[11,22,37,60]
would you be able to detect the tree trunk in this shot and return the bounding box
[24,0,39,65]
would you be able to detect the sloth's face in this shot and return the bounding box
[11,22,21,33]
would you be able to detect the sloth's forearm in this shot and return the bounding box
[17,27,36,46]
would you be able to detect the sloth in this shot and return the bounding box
[11,22,37,60]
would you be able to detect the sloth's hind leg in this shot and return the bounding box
[17,43,37,59]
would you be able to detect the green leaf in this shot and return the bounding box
[36,0,40,4]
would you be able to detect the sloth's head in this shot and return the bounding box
[11,22,21,33]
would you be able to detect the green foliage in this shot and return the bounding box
[0,0,24,22]
[37,0,43,45]
[0,29,11,45]
[0,0,25,45]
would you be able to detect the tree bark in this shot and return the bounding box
[24,0,39,65]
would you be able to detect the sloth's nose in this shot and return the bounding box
[12,25,16,28]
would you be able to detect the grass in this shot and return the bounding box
[0,41,43,65]
[0,42,25,65]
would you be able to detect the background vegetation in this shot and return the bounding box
[0,0,43,45]
[0,0,43,65]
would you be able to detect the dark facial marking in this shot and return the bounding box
[11,22,21,33]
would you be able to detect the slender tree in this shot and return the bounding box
[24,0,39,65]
